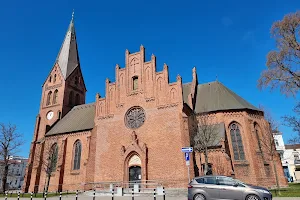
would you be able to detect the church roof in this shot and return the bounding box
[183,81,260,113]
[55,14,80,80]
[46,103,95,136]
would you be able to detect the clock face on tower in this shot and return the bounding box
[46,111,54,120]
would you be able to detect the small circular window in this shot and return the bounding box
[125,106,146,129]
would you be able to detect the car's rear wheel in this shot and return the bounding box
[246,194,260,200]
[194,193,206,200]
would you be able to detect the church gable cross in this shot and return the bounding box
[130,58,139,73]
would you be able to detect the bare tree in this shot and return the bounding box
[258,107,281,194]
[192,115,222,175]
[0,123,24,193]
[35,139,59,193]
[282,102,300,144]
[258,11,300,97]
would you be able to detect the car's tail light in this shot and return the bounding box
[188,185,193,188]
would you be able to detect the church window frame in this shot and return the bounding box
[69,91,74,106]
[125,106,146,129]
[49,143,58,173]
[49,76,52,83]
[54,74,57,83]
[75,93,80,105]
[46,91,52,106]
[229,122,245,161]
[132,76,138,90]
[73,140,82,170]
[53,89,58,104]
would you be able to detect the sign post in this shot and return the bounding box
[181,147,193,183]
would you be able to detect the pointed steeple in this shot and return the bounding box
[55,11,80,79]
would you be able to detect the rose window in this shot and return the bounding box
[125,107,145,129]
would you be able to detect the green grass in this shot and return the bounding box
[0,192,76,198]
[270,183,300,197]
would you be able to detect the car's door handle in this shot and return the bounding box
[220,188,226,190]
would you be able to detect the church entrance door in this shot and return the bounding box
[126,154,143,188]
[129,166,141,183]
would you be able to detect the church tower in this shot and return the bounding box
[37,12,86,140]
[23,12,86,192]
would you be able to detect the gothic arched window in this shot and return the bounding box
[75,94,80,105]
[230,123,245,160]
[54,74,57,83]
[73,140,82,170]
[46,91,52,106]
[53,90,58,104]
[69,91,74,105]
[49,143,58,172]
[133,76,138,90]
[49,76,52,83]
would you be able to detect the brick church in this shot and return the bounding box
[23,15,287,192]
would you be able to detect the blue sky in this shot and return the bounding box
[0,0,299,157]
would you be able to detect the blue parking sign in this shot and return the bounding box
[185,152,190,161]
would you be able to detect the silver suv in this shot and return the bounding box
[188,175,272,200]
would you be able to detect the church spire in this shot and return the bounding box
[55,11,80,79]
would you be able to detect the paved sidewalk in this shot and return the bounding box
[2,194,300,200]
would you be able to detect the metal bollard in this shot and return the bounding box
[132,188,135,200]
[18,191,20,200]
[44,192,47,200]
[76,190,78,200]
[154,189,156,200]
[30,192,33,200]
[5,191,7,200]
[111,188,114,200]
[93,189,95,200]
[10,192,12,197]
[163,187,166,200]
[59,192,62,200]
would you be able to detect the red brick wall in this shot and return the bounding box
[27,131,91,192]
[93,46,189,187]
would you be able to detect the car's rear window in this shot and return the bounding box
[195,177,217,184]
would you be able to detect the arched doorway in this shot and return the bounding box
[128,154,142,183]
